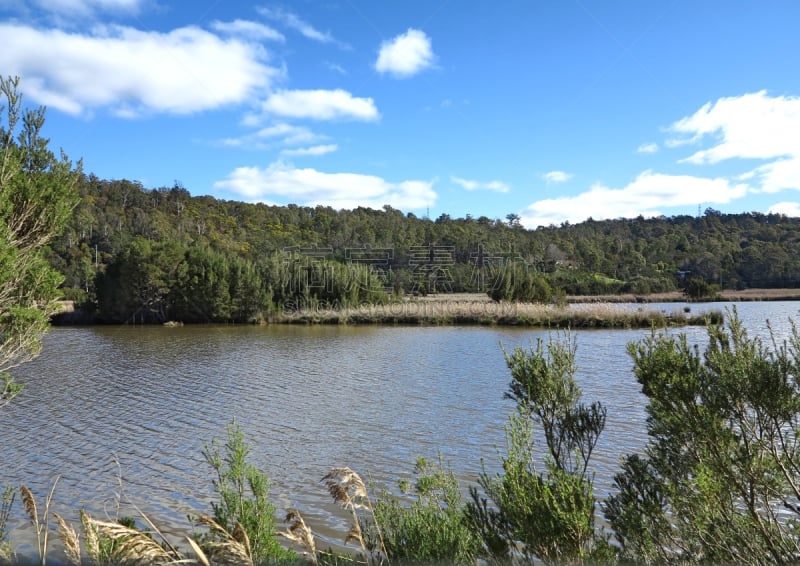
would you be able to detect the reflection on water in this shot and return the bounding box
[1,301,798,554]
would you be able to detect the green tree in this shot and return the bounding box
[605,311,800,563]
[0,76,79,407]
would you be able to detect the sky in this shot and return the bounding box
[2,1,800,228]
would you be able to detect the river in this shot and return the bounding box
[1,301,797,557]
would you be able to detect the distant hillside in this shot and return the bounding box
[48,175,800,319]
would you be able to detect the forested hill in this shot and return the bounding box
[48,175,800,319]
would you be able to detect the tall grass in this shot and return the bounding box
[279,297,720,328]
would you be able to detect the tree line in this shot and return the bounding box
[47,177,800,318]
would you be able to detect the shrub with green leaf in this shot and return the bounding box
[200,419,295,564]
[606,309,800,563]
[467,334,613,564]
[370,455,481,564]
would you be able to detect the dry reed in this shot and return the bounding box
[20,477,60,566]
[86,518,178,565]
[53,513,81,566]
[280,510,318,565]
[193,513,254,566]
[279,296,717,328]
[323,468,389,566]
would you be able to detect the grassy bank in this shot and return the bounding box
[567,287,800,303]
[277,295,721,327]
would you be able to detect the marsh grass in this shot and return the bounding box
[322,468,388,566]
[279,297,719,328]
[20,479,60,566]
[280,511,317,565]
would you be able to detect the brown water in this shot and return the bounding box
[1,301,795,557]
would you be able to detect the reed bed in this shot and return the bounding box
[277,298,720,328]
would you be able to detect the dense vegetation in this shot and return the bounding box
[47,175,800,322]
[0,76,79,407]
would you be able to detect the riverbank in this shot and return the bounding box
[56,287,800,326]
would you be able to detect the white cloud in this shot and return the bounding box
[214,161,436,210]
[664,92,800,197]
[257,7,337,44]
[281,144,338,157]
[326,62,347,75]
[669,91,800,164]
[542,171,573,184]
[210,19,284,42]
[520,170,749,228]
[451,176,509,193]
[767,202,800,217]
[262,89,379,121]
[32,0,143,17]
[375,29,434,78]
[0,23,278,116]
[637,142,659,154]
[221,123,326,149]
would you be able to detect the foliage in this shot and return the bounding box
[94,244,390,323]
[488,262,553,303]
[467,335,612,563]
[200,419,295,564]
[370,456,481,564]
[0,75,79,396]
[605,310,800,563]
[683,276,721,300]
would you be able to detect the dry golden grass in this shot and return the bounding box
[280,510,318,565]
[54,513,81,566]
[278,296,717,328]
[193,513,254,566]
[87,518,178,565]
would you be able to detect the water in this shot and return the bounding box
[0,301,797,556]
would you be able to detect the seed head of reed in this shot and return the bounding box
[193,513,254,566]
[54,514,81,566]
[323,468,369,509]
[86,518,179,566]
[280,510,317,564]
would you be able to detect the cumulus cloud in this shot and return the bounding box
[451,176,509,193]
[213,161,436,210]
[637,142,659,154]
[262,89,379,121]
[542,171,573,184]
[210,19,285,42]
[768,202,800,217]
[281,144,338,157]
[375,29,434,78]
[520,170,749,228]
[666,91,800,197]
[669,91,800,164]
[0,22,278,116]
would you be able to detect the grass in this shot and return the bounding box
[277,295,721,328]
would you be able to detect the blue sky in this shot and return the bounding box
[2,1,800,228]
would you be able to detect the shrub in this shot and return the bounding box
[199,419,295,564]
[467,334,613,563]
[605,309,800,563]
[371,456,481,564]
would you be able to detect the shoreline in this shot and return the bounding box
[53,288,800,327]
